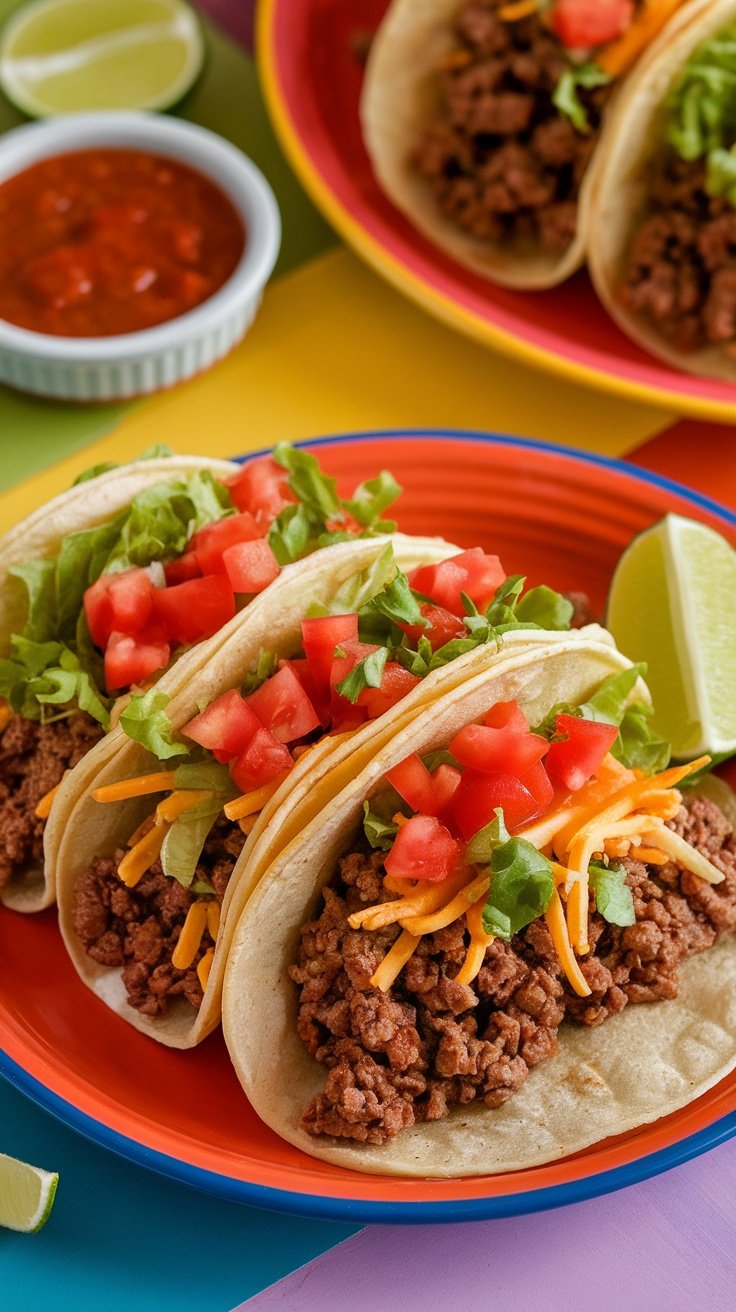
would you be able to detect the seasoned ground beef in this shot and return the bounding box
[620,152,736,353]
[412,0,618,255]
[0,711,104,889]
[72,818,245,1016]
[291,794,736,1145]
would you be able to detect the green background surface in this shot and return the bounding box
[0,0,336,492]
[0,10,358,1310]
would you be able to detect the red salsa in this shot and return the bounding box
[0,148,246,337]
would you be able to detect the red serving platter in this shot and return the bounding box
[2,432,736,1222]
[258,0,736,421]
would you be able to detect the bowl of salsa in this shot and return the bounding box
[0,112,281,399]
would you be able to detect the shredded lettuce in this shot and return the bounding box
[268,446,402,564]
[589,862,636,927]
[666,26,736,203]
[160,795,224,888]
[72,444,175,485]
[533,664,672,771]
[336,647,388,703]
[480,820,556,941]
[362,800,400,851]
[119,689,187,761]
[553,61,610,134]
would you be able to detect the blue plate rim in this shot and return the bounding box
[3,426,736,1225]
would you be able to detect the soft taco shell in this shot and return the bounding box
[0,455,240,913]
[588,0,736,382]
[218,640,735,1178]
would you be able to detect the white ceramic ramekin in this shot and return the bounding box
[0,112,281,400]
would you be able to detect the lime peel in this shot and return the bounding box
[0,1152,59,1233]
[607,513,736,759]
[0,0,204,117]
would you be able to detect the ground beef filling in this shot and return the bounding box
[412,0,617,255]
[0,711,104,889]
[72,819,245,1017]
[620,152,736,354]
[291,794,736,1145]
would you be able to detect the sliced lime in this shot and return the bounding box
[0,0,204,117]
[0,1152,58,1232]
[607,513,736,759]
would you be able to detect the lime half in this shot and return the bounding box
[0,1152,58,1232]
[607,513,736,759]
[0,0,204,117]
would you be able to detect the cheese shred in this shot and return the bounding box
[172,902,208,970]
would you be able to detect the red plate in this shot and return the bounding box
[3,432,736,1221]
[258,0,736,421]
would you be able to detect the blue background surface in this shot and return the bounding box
[1,1079,357,1311]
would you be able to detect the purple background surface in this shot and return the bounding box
[239,1142,736,1310]
[200,4,736,1308]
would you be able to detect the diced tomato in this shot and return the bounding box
[224,456,296,528]
[104,629,169,692]
[545,715,619,792]
[163,551,202,586]
[329,639,380,731]
[432,764,462,820]
[384,814,460,883]
[190,512,261,575]
[152,575,235,644]
[449,724,548,775]
[84,568,155,648]
[223,539,280,594]
[484,699,528,732]
[387,754,436,814]
[451,769,539,840]
[246,664,321,744]
[358,662,421,719]
[301,613,359,700]
[521,760,554,818]
[229,727,293,793]
[181,688,261,762]
[397,602,466,652]
[408,549,505,616]
[282,658,327,726]
[550,0,633,49]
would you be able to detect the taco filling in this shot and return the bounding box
[289,684,731,1145]
[0,444,402,895]
[411,0,665,258]
[73,550,588,1017]
[619,22,736,355]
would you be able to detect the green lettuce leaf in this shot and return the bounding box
[119,689,187,761]
[589,862,636,927]
[336,647,388,703]
[482,833,556,941]
[363,800,399,851]
[160,796,224,888]
[553,61,610,134]
[72,444,175,485]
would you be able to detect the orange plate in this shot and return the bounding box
[3,433,736,1222]
[258,0,736,422]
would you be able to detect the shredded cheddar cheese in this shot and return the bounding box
[155,789,212,823]
[117,823,167,888]
[35,781,62,820]
[93,771,178,803]
[370,929,421,992]
[197,947,215,990]
[545,879,591,998]
[239,813,259,836]
[223,772,291,821]
[172,902,208,970]
[0,701,12,733]
[597,0,685,78]
[456,898,494,986]
[401,871,490,937]
[206,900,220,939]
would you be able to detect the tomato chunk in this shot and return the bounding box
[84,568,155,648]
[449,724,548,775]
[387,754,436,814]
[545,715,618,791]
[104,629,169,692]
[451,769,539,840]
[329,640,379,731]
[224,456,295,527]
[223,539,280,594]
[229,727,292,793]
[384,814,459,884]
[247,664,321,744]
[163,551,202,586]
[408,549,505,616]
[182,688,261,762]
[484,700,528,732]
[550,0,633,49]
[153,576,235,644]
[520,760,554,818]
[191,512,261,575]
[301,613,359,700]
[397,603,466,651]
[358,662,421,719]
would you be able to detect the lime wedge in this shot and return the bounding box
[0,1152,58,1232]
[607,513,736,759]
[0,0,204,117]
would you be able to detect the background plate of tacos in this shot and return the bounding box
[2,431,736,1221]
[258,0,736,419]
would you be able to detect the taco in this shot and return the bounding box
[221,644,736,1176]
[589,2,736,380]
[0,442,413,912]
[360,0,703,289]
[53,536,606,1048]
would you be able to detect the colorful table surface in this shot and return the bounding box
[1,3,736,1310]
